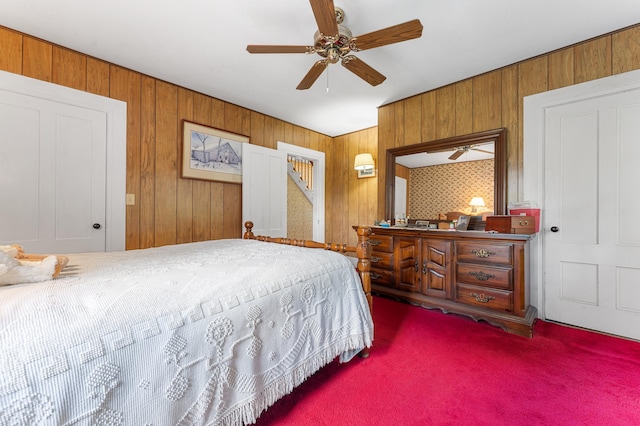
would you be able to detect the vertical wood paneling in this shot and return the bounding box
[435,85,456,139]
[86,57,110,97]
[263,115,275,149]
[23,36,51,81]
[273,119,285,147]
[613,26,640,74]
[110,66,142,249]
[154,81,178,246]
[0,27,22,73]
[501,65,520,204]
[420,91,436,142]
[176,88,193,244]
[223,184,241,239]
[347,132,359,245]
[3,23,640,248]
[140,76,156,249]
[404,95,422,145]
[192,93,212,242]
[517,56,548,199]
[394,102,405,147]
[377,104,394,219]
[52,46,86,90]
[209,99,225,241]
[574,36,612,84]
[283,122,293,143]
[548,47,574,90]
[250,111,265,147]
[473,71,501,131]
[455,79,473,135]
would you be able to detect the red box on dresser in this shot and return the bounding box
[486,215,536,234]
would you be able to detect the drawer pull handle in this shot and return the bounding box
[371,256,381,263]
[471,248,496,258]
[469,271,495,281]
[519,220,529,226]
[470,292,496,303]
[371,272,382,280]
[415,261,419,273]
[422,260,427,274]
[369,239,382,246]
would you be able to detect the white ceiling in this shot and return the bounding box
[1,1,639,137]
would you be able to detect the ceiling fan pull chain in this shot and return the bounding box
[326,65,330,93]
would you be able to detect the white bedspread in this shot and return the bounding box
[0,239,373,425]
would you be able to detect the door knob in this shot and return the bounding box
[550,226,559,232]
[93,223,102,229]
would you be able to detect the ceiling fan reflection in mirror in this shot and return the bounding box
[246,0,423,90]
[448,145,494,161]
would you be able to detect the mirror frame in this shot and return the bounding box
[385,128,507,220]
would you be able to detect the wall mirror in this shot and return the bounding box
[385,128,507,220]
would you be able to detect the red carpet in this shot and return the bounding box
[255,296,640,425]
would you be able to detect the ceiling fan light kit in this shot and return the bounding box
[246,0,423,90]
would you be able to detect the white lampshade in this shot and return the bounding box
[469,197,485,207]
[354,153,375,171]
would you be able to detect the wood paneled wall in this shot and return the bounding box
[0,26,337,249]
[330,127,378,246]
[2,23,639,248]
[376,24,640,219]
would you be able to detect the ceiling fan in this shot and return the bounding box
[246,0,423,90]
[448,145,494,161]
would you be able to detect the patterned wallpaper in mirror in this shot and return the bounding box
[408,159,494,219]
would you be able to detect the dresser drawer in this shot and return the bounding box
[369,234,393,252]
[370,267,394,286]
[456,283,513,313]
[456,263,512,290]
[370,251,393,269]
[456,241,513,266]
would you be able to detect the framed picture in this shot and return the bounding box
[456,215,471,230]
[357,168,376,179]
[182,120,249,184]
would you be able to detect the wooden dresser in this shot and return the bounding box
[364,226,537,337]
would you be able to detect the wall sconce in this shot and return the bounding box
[469,197,485,214]
[354,153,376,178]
[354,153,375,170]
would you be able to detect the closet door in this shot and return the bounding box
[0,89,107,253]
[241,143,287,237]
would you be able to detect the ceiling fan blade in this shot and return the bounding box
[297,60,328,90]
[448,150,464,161]
[309,0,339,39]
[341,56,386,86]
[351,19,423,51]
[247,45,313,54]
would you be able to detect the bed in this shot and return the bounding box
[0,222,373,425]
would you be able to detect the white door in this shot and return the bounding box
[242,144,287,237]
[544,88,640,340]
[0,89,107,253]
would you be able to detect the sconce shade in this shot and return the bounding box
[354,153,375,171]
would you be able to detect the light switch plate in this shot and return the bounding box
[126,193,135,205]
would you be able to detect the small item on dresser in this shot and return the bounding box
[485,215,536,234]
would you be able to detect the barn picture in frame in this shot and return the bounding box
[182,120,249,184]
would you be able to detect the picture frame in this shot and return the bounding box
[456,215,471,230]
[182,120,249,184]
[357,168,376,179]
